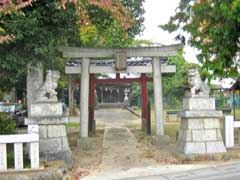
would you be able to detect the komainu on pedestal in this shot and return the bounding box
[26,70,72,164]
[177,68,226,154]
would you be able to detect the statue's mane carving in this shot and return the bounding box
[34,70,60,102]
[188,68,210,97]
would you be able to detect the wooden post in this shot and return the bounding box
[14,143,24,170]
[141,73,148,133]
[80,58,90,138]
[233,91,236,121]
[225,115,234,147]
[89,74,95,135]
[0,144,7,171]
[101,87,104,104]
[116,73,120,80]
[147,101,151,135]
[68,75,75,116]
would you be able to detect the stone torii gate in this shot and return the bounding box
[60,45,182,138]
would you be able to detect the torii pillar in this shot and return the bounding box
[80,58,90,137]
[153,57,164,136]
[60,45,182,138]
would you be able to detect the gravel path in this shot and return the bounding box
[97,109,151,171]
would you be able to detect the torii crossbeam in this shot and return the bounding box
[60,45,182,138]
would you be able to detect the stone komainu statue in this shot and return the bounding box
[33,70,60,102]
[188,68,210,97]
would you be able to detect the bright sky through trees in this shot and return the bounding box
[137,0,198,63]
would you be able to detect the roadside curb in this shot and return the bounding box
[81,164,214,180]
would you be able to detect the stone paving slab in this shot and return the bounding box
[101,126,146,171]
[98,108,150,171]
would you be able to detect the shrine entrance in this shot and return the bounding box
[96,82,129,106]
[60,45,182,138]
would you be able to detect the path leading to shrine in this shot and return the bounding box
[95,108,151,172]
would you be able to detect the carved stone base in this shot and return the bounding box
[177,97,226,154]
[25,102,72,164]
[38,124,73,164]
[177,117,226,154]
[29,102,63,118]
[40,150,73,165]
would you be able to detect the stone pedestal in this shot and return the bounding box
[25,102,72,164]
[177,97,226,154]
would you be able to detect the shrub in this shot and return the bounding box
[0,112,16,134]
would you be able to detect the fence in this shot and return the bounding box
[0,125,39,171]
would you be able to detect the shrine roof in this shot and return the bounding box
[66,58,168,67]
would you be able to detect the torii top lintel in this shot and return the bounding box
[59,44,183,59]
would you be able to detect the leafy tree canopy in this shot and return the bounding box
[161,0,240,78]
[0,0,144,93]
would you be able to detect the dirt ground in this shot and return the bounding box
[65,109,240,179]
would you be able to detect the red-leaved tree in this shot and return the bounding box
[0,0,133,43]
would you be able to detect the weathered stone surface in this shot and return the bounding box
[39,125,47,138]
[40,150,73,165]
[204,118,220,129]
[177,96,226,154]
[183,97,215,111]
[27,63,43,116]
[206,142,226,153]
[30,102,63,118]
[0,175,30,180]
[48,125,66,138]
[188,119,204,129]
[61,137,71,151]
[176,140,184,153]
[192,130,217,142]
[178,130,192,142]
[25,117,66,125]
[26,69,72,164]
[180,118,188,129]
[185,142,206,154]
[151,135,170,146]
[39,138,62,152]
[217,129,223,141]
[180,110,222,118]
[32,170,63,180]
[33,70,60,103]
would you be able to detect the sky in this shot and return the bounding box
[137,0,234,87]
[137,0,199,63]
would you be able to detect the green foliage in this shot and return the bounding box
[0,0,145,94]
[161,0,240,78]
[80,20,132,47]
[7,151,14,168]
[79,0,145,47]
[0,112,16,135]
[130,54,200,108]
[0,0,80,92]
[162,53,201,108]
[131,39,154,47]
[0,89,3,100]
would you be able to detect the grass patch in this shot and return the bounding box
[165,123,180,143]
[66,122,80,128]
[7,144,31,169]
[231,108,240,120]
